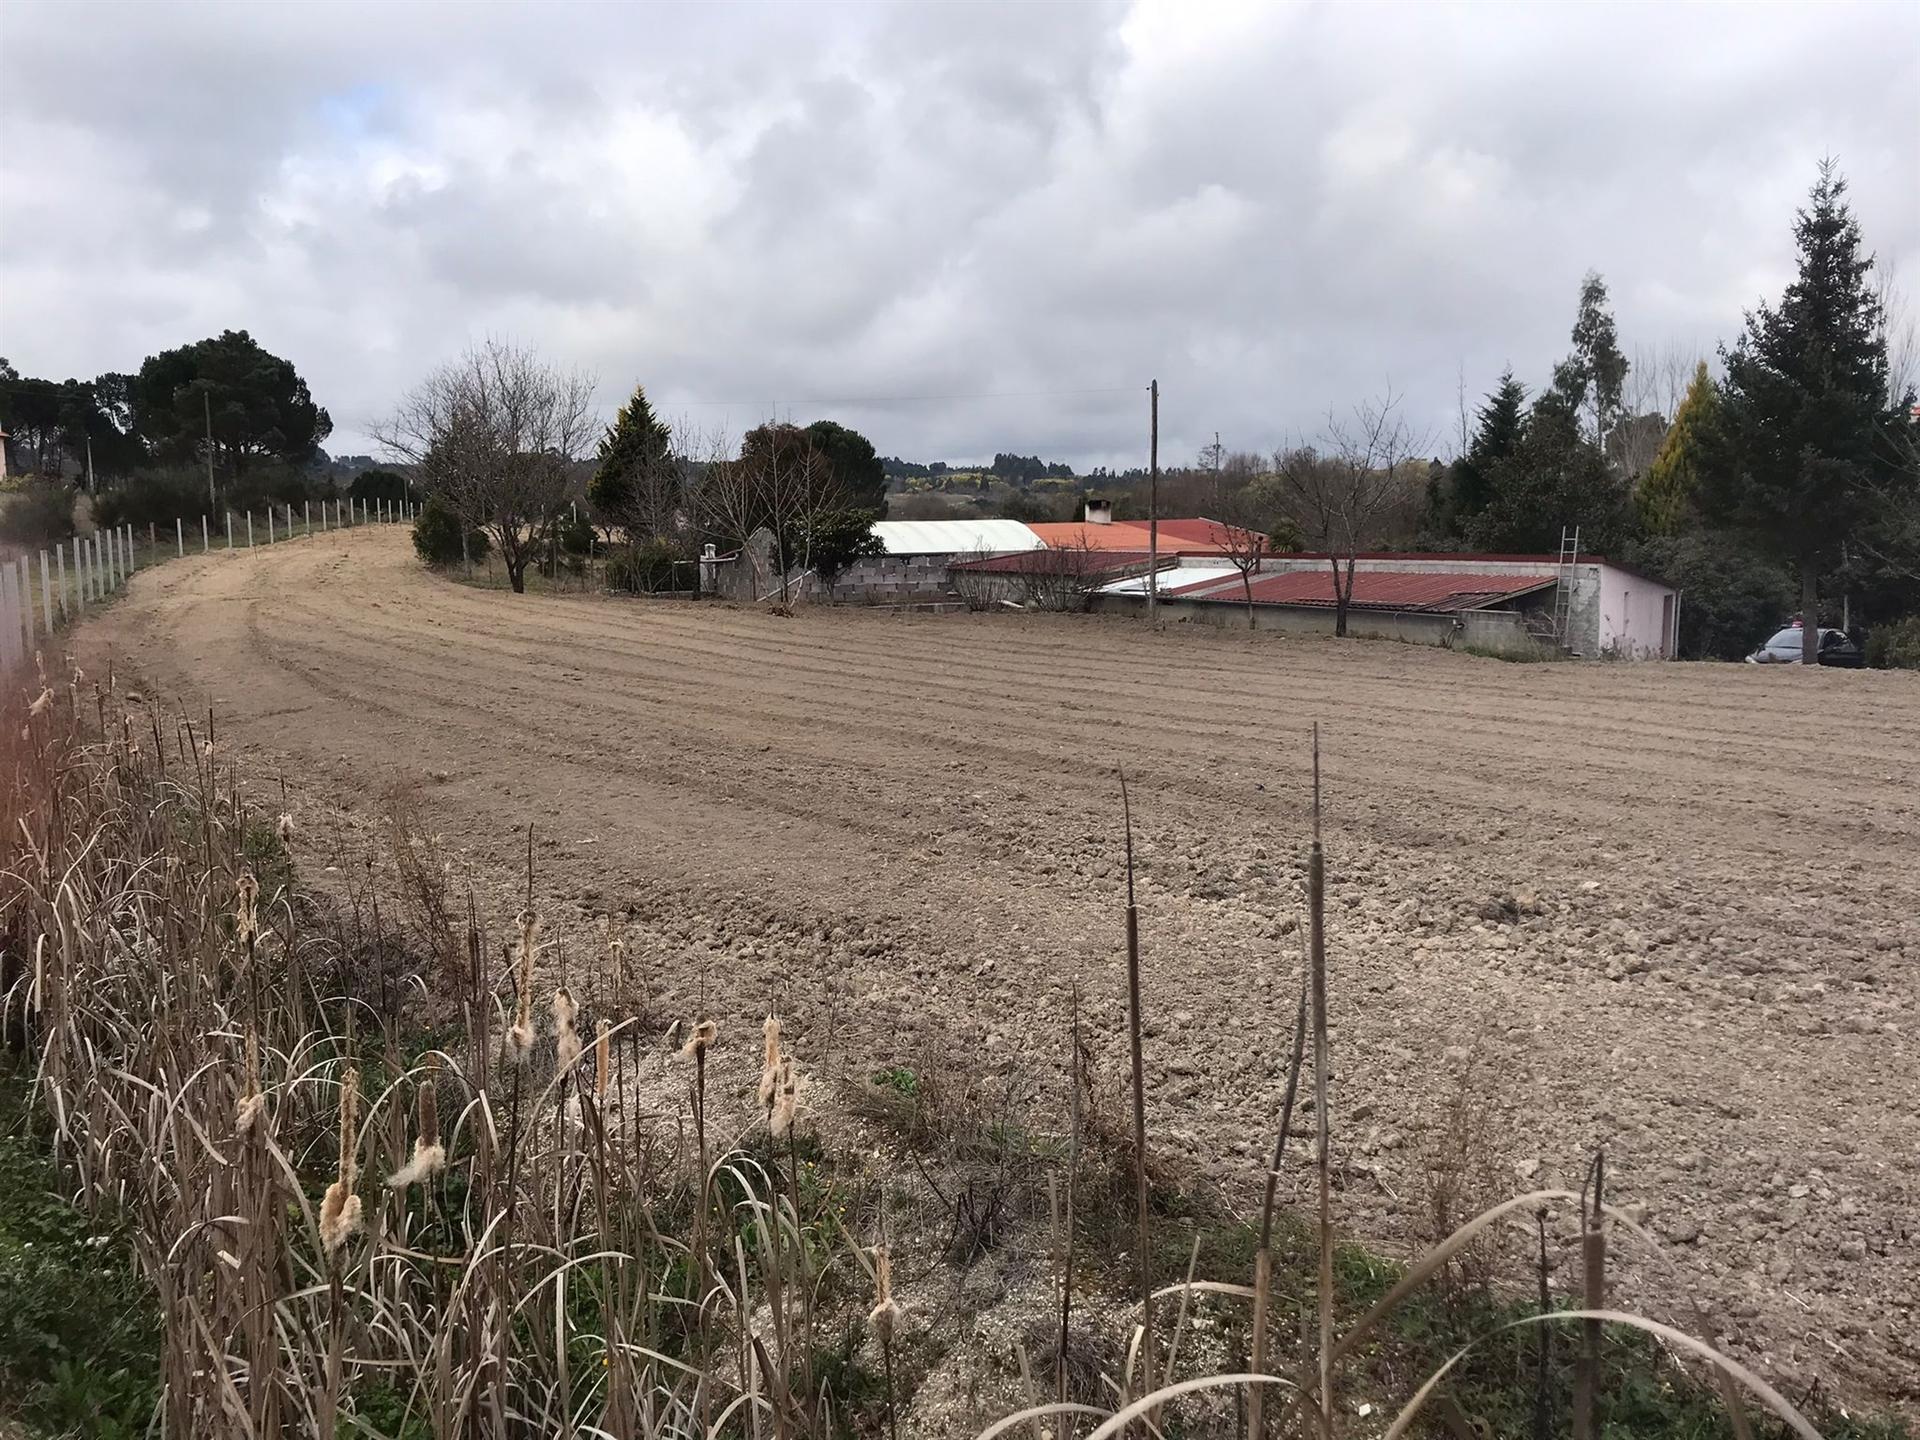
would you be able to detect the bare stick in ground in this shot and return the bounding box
[1058,981,1082,1416]
[1310,726,1333,1434]
[1247,981,1308,1440]
[1575,1149,1607,1439]
[1118,772,1154,1417]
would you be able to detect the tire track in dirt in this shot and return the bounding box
[79,531,1920,1412]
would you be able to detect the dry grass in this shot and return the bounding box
[0,671,1845,1439]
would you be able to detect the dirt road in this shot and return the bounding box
[84,529,1919,1408]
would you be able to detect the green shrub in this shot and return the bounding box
[1627,531,1794,660]
[1865,616,1920,669]
[411,496,490,567]
[556,509,595,557]
[605,537,692,593]
[0,480,77,545]
[347,468,409,505]
[92,469,209,530]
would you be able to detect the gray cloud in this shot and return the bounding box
[3,0,1916,471]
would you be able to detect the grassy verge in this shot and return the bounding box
[0,1068,160,1439]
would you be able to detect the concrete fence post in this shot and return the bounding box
[202,515,210,552]
[126,524,135,576]
[6,565,20,671]
[226,512,233,549]
[71,538,83,614]
[304,500,311,532]
[286,502,293,536]
[1,565,17,673]
[40,551,52,633]
[177,518,185,556]
[267,508,275,544]
[247,513,255,548]
[56,544,67,620]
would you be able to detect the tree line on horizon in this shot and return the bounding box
[11,164,1914,657]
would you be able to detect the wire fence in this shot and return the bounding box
[0,496,417,678]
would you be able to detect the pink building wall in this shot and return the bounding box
[1598,562,1677,658]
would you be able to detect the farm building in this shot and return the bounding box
[1096,552,1681,658]
[714,510,1251,606]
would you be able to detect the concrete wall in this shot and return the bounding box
[1092,592,1539,653]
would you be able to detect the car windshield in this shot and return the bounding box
[1764,628,1804,649]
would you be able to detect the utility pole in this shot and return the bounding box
[203,388,216,508]
[1147,380,1159,625]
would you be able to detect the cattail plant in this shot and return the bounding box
[387,1055,445,1189]
[553,986,581,1074]
[320,1066,363,1252]
[505,909,539,1065]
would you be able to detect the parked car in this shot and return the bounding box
[1745,624,1865,667]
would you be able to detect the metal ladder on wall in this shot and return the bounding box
[1551,525,1581,651]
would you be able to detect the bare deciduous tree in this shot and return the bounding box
[1008,537,1106,612]
[1213,484,1271,629]
[376,339,596,593]
[1277,387,1429,638]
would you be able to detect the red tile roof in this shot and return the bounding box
[1026,518,1258,555]
[1112,518,1252,551]
[1213,569,1557,612]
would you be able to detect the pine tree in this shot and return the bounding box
[1449,371,1527,527]
[589,384,671,532]
[1637,361,1724,535]
[1467,387,1635,557]
[1702,160,1899,665]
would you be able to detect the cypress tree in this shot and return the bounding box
[1637,361,1724,535]
[1703,160,1900,665]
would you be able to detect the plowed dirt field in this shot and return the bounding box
[83,528,1920,1410]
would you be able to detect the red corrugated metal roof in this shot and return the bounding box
[1221,569,1556,611]
[1281,550,1672,587]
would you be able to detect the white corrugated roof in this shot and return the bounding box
[1099,565,1242,595]
[870,519,1045,556]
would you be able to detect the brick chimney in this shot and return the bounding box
[1084,498,1113,525]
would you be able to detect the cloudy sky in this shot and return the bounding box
[3,0,1917,470]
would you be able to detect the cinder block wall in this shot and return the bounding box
[830,554,956,604]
